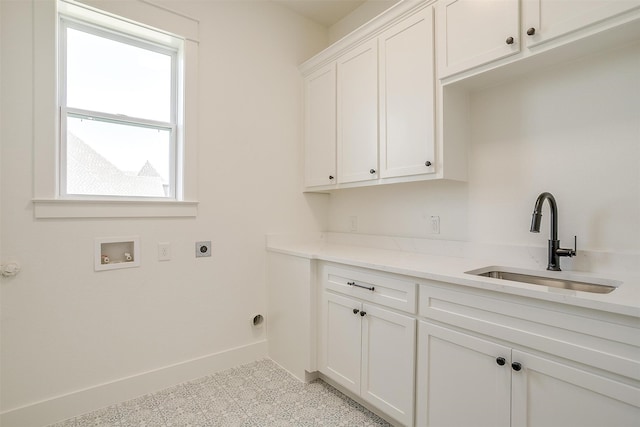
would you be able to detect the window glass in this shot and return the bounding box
[66,27,173,122]
[66,116,171,198]
[60,20,178,199]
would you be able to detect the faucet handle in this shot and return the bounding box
[557,236,577,258]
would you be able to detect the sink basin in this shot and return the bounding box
[466,266,620,294]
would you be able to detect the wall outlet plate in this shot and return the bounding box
[158,242,171,261]
[430,216,440,234]
[349,216,358,232]
[195,241,211,257]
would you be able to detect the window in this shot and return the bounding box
[59,17,179,199]
[33,0,198,218]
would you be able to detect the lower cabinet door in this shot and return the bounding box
[511,350,640,427]
[416,321,511,427]
[321,292,362,395]
[361,304,416,426]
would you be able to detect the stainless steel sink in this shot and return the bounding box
[466,266,619,294]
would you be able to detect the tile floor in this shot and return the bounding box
[48,359,392,426]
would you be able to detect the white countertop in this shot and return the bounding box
[266,233,640,318]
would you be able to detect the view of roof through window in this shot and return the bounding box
[63,23,175,198]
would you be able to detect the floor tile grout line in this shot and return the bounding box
[211,363,267,426]
[186,374,231,424]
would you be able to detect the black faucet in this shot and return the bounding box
[530,192,576,271]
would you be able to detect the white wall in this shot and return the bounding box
[328,180,468,240]
[329,42,640,254]
[328,0,400,43]
[0,0,328,416]
[467,42,640,252]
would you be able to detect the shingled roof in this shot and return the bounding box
[66,133,167,197]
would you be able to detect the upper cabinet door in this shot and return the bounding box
[379,7,436,179]
[437,0,520,78]
[523,0,640,48]
[304,63,336,188]
[337,39,379,184]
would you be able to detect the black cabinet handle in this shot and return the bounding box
[526,27,536,36]
[512,362,522,371]
[360,311,367,317]
[506,36,515,45]
[496,357,506,366]
[370,169,376,174]
[353,308,359,315]
[329,175,334,180]
[425,161,432,167]
[347,281,375,291]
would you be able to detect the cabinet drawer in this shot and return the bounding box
[323,264,417,313]
[419,281,640,380]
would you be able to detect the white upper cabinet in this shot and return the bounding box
[300,3,454,191]
[523,0,640,48]
[300,0,639,191]
[437,0,640,79]
[379,7,436,179]
[304,63,336,188]
[337,39,379,184]
[437,0,520,78]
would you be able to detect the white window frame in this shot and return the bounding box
[33,0,199,218]
[59,17,180,200]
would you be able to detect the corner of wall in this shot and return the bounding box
[327,0,401,43]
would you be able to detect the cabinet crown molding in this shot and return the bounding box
[299,0,435,76]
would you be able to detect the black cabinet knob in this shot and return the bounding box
[512,362,522,371]
[526,27,536,36]
[353,308,359,315]
[360,311,367,317]
[425,161,432,167]
[329,175,334,180]
[370,169,376,174]
[506,36,515,45]
[496,357,506,366]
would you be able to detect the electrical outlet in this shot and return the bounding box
[349,216,358,232]
[158,242,171,261]
[430,216,440,234]
[196,241,211,258]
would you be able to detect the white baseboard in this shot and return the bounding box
[0,340,268,427]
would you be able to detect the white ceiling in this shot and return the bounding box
[272,0,367,27]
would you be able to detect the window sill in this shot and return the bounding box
[33,199,198,219]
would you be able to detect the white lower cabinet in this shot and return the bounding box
[322,292,362,393]
[361,303,416,424]
[309,262,639,427]
[511,350,640,427]
[416,321,640,427]
[416,322,511,427]
[319,266,416,426]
